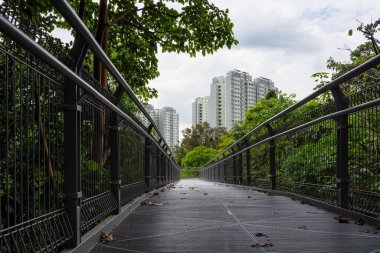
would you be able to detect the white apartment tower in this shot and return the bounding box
[203,70,275,130]
[225,70,256,130]
[192,96,209,127]
[208,76,226,128]
[254,77,275,101]
[141,105,179,150]
[158,107,179,150]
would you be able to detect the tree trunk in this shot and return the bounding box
[91,0,109,166]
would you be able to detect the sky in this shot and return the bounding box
[146,0,380,140]
[52,0,380,140]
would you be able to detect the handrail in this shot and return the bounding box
[50,0,173,157]
[0,15,178,168]
[204,53,380,167]
[201,96,380,170]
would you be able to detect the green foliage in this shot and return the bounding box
[313,19,380,94]
[180,169,199,179]
[174,122,226,165]
[243,93,296,133]
[14,0,238,101]
[181,146,219,168]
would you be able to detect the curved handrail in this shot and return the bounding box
[203,53,380,167]
[50,0,174,158]
[0,14,178,169]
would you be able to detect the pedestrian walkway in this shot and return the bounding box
[90,179,380,253]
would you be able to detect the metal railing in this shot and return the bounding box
[200,53,380,225]
[0,1,179,252]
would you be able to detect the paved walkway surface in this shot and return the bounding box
[90,179,380,253]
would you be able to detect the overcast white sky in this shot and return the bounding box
[53,0,380,140]
[146,0,380,140]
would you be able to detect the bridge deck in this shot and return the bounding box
[90,179,380,253]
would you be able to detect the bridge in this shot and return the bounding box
[0,1,379,252]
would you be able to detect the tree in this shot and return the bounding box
[174,122,226,165]
[243,92,296,133]
[313,18,380,95]
[14,0,238,166]
[15,0,238,101]
[181,122,226,150]
[181,146,219,168]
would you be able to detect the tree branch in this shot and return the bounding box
[108,7,147,28]
[109,6,181,28]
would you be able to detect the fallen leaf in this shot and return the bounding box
[247,196,251,198]
[203,193,208,195]
[153,192,159,196]
[337,216,349,223]
[99,231,116,243]
[298,225,307,230]
[252,242,274,247]
[255,233,268,237]
[160,189,165,192]
[141,201,165,206]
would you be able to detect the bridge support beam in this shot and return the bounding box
[332,87,349,208]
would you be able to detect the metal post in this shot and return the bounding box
[331,87,349,208]
[110,112,121,214]
[238,153,243,184]
[165,157,168,184]
[218,163,220,182]
[145,138,151,190]
[224,160,227,183]
[246,150,251,186]
[266,124,276,190]
[156,151,160,187]
[63,38,87,248]
[233,156,237,184]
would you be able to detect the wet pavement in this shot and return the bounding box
[90,179,380,253]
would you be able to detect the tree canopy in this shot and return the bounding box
[181,146,219,168]
[173,122,226,165]
[15,0,238,101]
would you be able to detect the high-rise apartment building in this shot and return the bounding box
[141,105,179,150]
[204,70,275,130]
[159,107,179,150]
[225,70,256,130]
[192,96,209,127]
[208,76,225,128]
[254,77,275,101]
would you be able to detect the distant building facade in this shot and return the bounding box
[208,76,226,128]
[142,105,179,150]
[195,70,275,131]
[159,107,179,150]
[192,96,210,127]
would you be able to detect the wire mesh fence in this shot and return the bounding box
[0,1,179,252]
